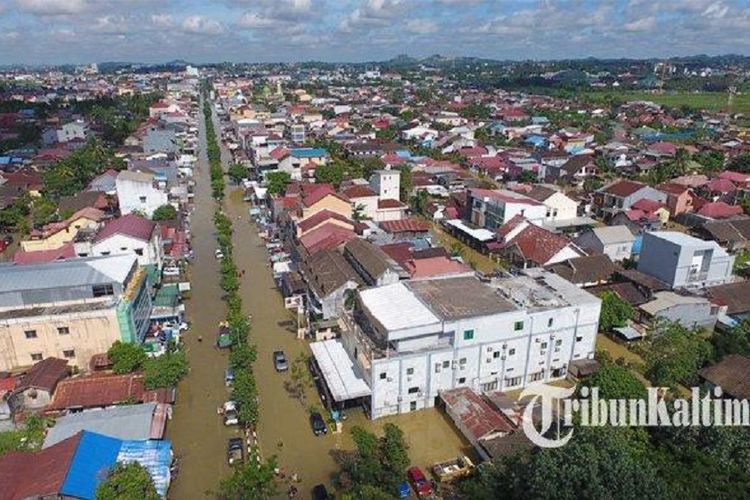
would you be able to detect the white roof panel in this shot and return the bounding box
[359,282,441,332]
[310,340,371,402]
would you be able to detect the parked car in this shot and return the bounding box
[227,437,244,465]
[408,466,433,497]
[309,412,327,436]
[163,266,180,277]
[221,401,238,426]
[273,350,289,372]
[215,249,224,259]
[312,484,330,500]
[398,481,411,498]
[224,367,235,387]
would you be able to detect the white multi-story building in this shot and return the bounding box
[311,269,601,419]
[115,170,169,218]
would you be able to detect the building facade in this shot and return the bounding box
[336,270,600,419]
[0,255,152,371]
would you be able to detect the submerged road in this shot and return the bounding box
[168,99,473,499]
[166,98,237,498]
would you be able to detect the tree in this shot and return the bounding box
[598,291,636,331]
[712,317,750,359]
[285,353,313,403]
[107,341,147,374]
[728,153,750,173]
[265,171,291,195]
[217,449,279,500]
[232,370,259,426]
[335,424,410,498]
[151,204,177,221]
[582,355,647,400]
[0,416,47,456]
[314,161,347,187]
[228,163,248,184]
[518,170,538,183]
[641,320,713,388]
[143,350,188,389]
[459,427,666,500]
[96,462,158,500]
[410,190,429,215]
[398,166,412,202]
[30,196,58,227]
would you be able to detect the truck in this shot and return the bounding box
[431,455,475,482]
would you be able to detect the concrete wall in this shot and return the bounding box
[116,178,169,218]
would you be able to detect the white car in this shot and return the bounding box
[163,267,180,277]
[221,401,238,426]
[215,249,224,259]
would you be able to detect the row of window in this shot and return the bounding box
[462,321,525,341]
[30,349,75,362]
[25,327,70,338]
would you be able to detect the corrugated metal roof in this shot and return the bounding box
[60,431,122,500]
[0,254,136,293]
[310,340,371,402]
[359,282,440,331]
[43,403,158,448]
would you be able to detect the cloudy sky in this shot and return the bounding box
[0,0,749,65]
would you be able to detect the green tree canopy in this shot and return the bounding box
[151,204,177,221]
[217,449,278,500]
[107,341,147,374]
[641,320,713,388]
[143,350,188,389]
[228,163,248,184]
[582,354,647,400]
[96,462,158,500]
[265,171,291,195]
[598,291,636,331]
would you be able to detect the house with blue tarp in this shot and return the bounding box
[0,430,172,499]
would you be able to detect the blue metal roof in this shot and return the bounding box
[61,431,122,500]
[291,147,327,158]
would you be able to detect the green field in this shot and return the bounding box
[582,90,750,115]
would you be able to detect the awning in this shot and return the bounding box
[444,219,495,242]
[310,340,371,402]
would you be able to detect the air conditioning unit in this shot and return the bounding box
[397,396,402,402]
[502,343,507,349]
[487,347,493,352]
[387,377,393,382]
[501,356,506,360]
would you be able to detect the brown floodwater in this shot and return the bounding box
[167,101,474,499]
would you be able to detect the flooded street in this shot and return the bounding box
[166,100,236,498]
[168,101,473,499]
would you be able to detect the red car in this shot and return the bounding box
[408,466,433,497]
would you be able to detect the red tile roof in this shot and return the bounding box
[15,357,68,394]
[297,209,353,234]
[441,387,515,442]
[298,223,356,254]
[0,433,80,500]
[379,218,431,234]
[379,242,413,266]
[378,199,406,209]
[601,179,646,197]
[13,243,76,265]
[719,171,750,185]
[493,219,580,265]
[269,146,290,160]
[403,256,471,278]
[47,373,173,411]
[657,182,689,196]
[301,183,348,207]
[698,201,744,219]
[631,198,667,213]
[705,178,736,194]
[343,185,377,198]
[94,213,156,243]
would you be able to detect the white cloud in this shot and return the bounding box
[16,0,88,15]
[181,15,224,35]
[703,2,729,19]
[237,12,276,29]
[405,19,437,34]
[150,14,174,28]
[623,16,657,32]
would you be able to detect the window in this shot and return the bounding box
[30,353,43,362]
[508,348,516,356]
[459,357,467,365]
[493,351,501,359]
[514,321,524,331]
[139,196,147,203]
[576,336,583,342]
[506,376,522,387]
[135,248,144,256]
[442,360,450,368]
[63,349,75,359]
[540,342,548,350]
[92,284,114,297]
[57,327,70,335]
[555,339,562,346]
[410,401,417,411]
[120,247,128,251]
[406,367,414,376]
[408,387,419,394]
[463,329,474,341]
[100,251,111,256]
[24,330,37,339]
[435,363,441,373]
[529,371,545,382]
[380,372,387,380]
[548,318,554,327]
[458,377,466,384]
